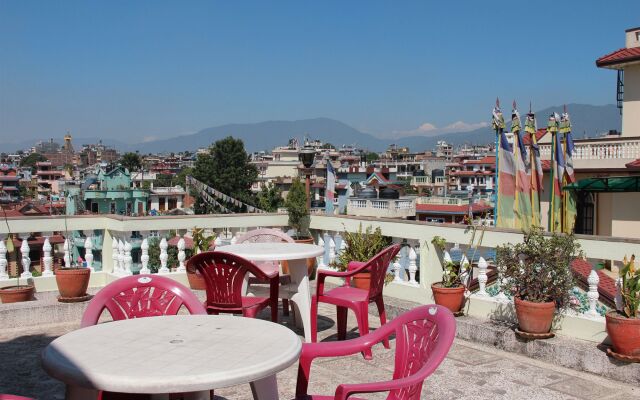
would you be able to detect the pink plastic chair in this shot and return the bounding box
[236,228,294,316]
[311,243,401,359]
[0,395,35,400]
[81,274,206,327]
[187,251,279,322]
[296,305,456,400]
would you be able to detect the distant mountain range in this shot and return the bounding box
[2,104,621,154]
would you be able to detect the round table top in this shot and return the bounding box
[41,315,302,394]
[219,242,324,261]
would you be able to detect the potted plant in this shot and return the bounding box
[186,227,215,290]
[605,255,640,360]
[0,235,35,303]
[496,227,582,337]
[283,178,315,276]
[430,235,468,314]
[331,224,392,290]
[55,239,91,301]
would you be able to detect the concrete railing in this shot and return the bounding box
[416,196,467,206]
[346,198,415,218]
[2,213,640,342]
[539,137,640,161]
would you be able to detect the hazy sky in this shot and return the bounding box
[1,1,638,144]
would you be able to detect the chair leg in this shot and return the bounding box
[375,297,390,349]
[282,299,290,316]
[355,303,372,360]
[336,306,348,341]
[310,296,319,343]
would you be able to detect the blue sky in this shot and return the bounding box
[1,1,639,144]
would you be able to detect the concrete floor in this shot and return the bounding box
[1,303,639,400]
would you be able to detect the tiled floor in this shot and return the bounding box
[0,303,638,400]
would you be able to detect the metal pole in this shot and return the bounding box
[494,129,500,225]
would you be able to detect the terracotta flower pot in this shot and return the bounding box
[187,270,207,290]
[0,285,35,303]
[352,272,371,290]
[606,311,640,357]
[55,268,91,299]
[514,297,555,334]
[281,236,316,278]
[431,283,465,313]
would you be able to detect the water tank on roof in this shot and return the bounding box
[379,188,399,199]
[432,169,444,181]
[359,187,377,199]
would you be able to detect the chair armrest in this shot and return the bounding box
[347,261,367,271]
[315,269,355,296]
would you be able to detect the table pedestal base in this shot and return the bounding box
[250,374,279,400]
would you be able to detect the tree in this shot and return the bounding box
[120,152,142,172]
[20,153,47,173]
[284,178,310,238]
[256,183,284,212]
[366,152,380,163]
[321,143,335,150]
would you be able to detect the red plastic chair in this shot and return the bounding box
[296,305,456,400]
[236,228,294,316]
[0,395,35,400]
[311,243,401,359]
[187,251,279,322]
[81,275,209,400]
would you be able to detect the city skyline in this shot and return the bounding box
[1,1,639,144]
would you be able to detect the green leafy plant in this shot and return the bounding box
[192,227,216,254]
[619,255,639,318]
[496,227,582,309]
[147,237,193,273]
[331,224,392,272]
[431,236,446,252]
[284,178,310,239]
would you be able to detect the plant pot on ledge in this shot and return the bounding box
[0,285,35,303]
[186,270,207,290]
[606,311,640,360]
[514,297,555,335]
[55,267,91,302]
[431,283,465,314]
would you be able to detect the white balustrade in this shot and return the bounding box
[112,237,120,274]
[316,233,327,270]
[392,256,403,282]
[328,235,336,266]
[476,257,488,296]
[159,237,169,274]
[63,238,71,268]
[407,245,418,286]
[117,240,125,275]
[84,236,94,272]
[0,239,8,280]
[586,268,600,318]
[140,238,151,274]
[124,241,133,276]
[40,237,53,277]
[177,237,186,272]
[20,239,32,278]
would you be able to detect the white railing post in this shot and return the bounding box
[586,268,600,318]
[20,238,32,278]
[140,238,151,274]
[476,256,488,296]
[117,239,125,275]
[328,235,336,266]
[159,237,169,274]
[177,236,186,272]
[393,255,402,283]
[407,245,418,286]
[42,237,53,277]
[84,236,94,272]
[112,237,120,275]
[316,232,327,270]
[63,238,71,268]
[0,239,8,280]
[124,241,133,276]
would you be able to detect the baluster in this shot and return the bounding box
[0,239,8,280]
[407,245,418,286]
[476,257,488,296]
[139,238,151,274]
[112,237,120,274]
[20,239,32,278]
[177,236,186,272]
[159,237,169,274]
[393,255,403,282]
[459,254,470,286]
[124,241,133,275]
[316,232,327,270]
[42,237,53,277]
[63,238,72,268]
[214,232,223,248]
[84,236,94,272]
[117,240,125,275]
[586,268,600,318]
[328,235,336,266]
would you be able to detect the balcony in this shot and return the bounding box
[1,213,639,397]
[347,198,415,219]
[539,136,640,169]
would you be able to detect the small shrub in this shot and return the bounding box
[331,224,392,272]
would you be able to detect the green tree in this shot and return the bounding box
[256,183,283,212]
[366,152,380,163]
[120,152,142,172]
[321,143,335,150]
[284,178,310,238]
[20,153,47,173]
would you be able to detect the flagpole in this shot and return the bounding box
[549,131,556,232]
[494,128,499,226]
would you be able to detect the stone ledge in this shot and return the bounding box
[374,295,640,385]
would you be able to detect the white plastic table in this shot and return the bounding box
[219,242,324,342]
[41,315,301,400]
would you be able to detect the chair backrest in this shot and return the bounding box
[389,305,456,399]
[236,228,294,244]
[365,243,402,299]
[80,274,206,328]
[187,251,270,310]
